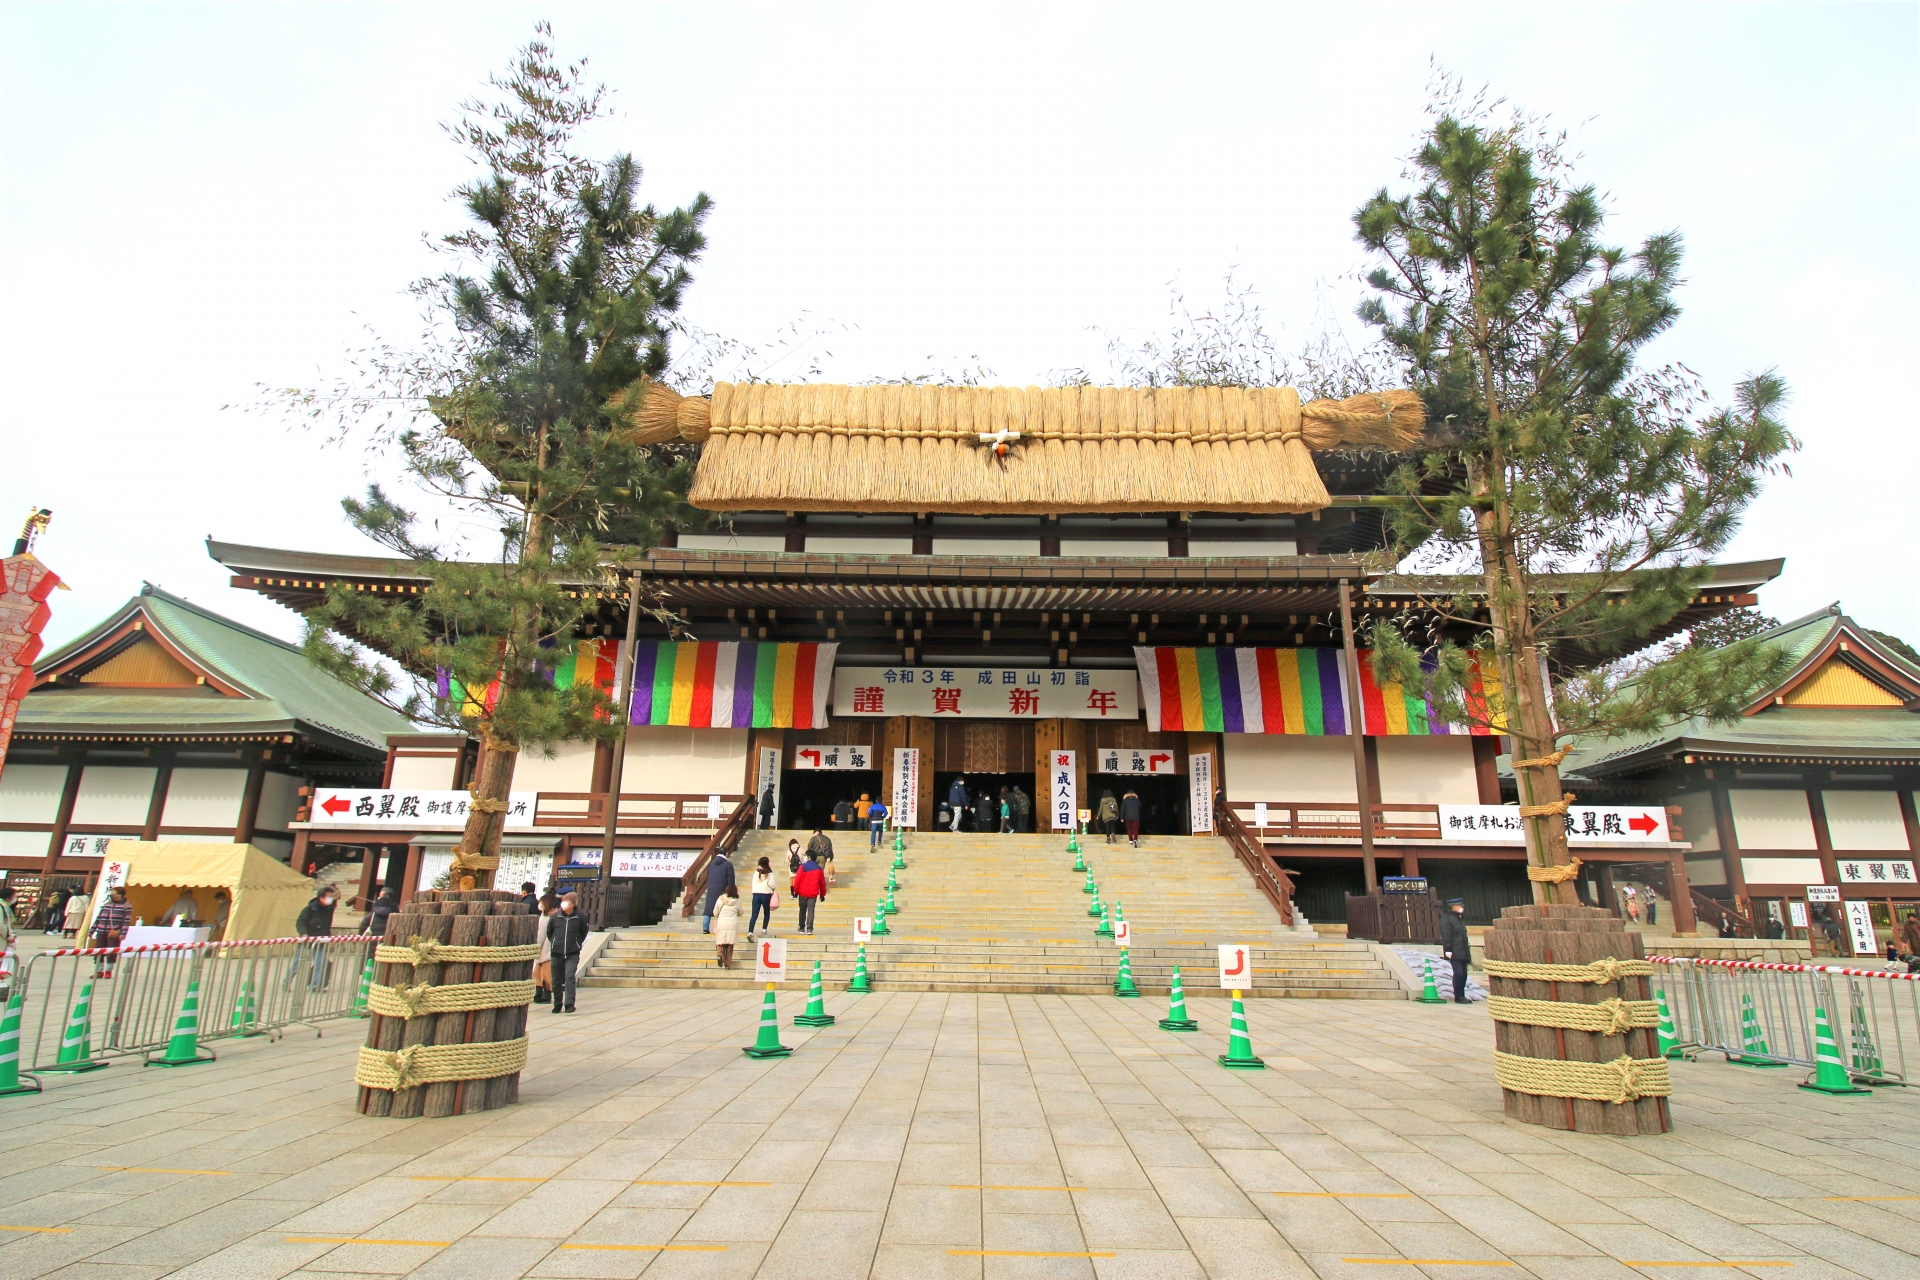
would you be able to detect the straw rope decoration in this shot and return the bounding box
[1486,995,1658,1036]
[1517,793,1574,818]
[1526,858,1584,884]
[365,981,536,1020]
[1492,1050,1670,1105]
[375,939,540,968]
[1480,956,1654,984]
[629,382,1427,514]
[354,1038,529,1093]
[1511,743,1574,769]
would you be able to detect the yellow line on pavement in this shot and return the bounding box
[286,1237,450,1247]
[0,1226,73,1234]
[950,1250,1116,1258]
[95,1167,233,1176]
[1275,1191,1414,1199]
[631,1180,772,1187]
[561,1243,728,1252]
[410,1176,546,1183]
[1343,1260,1514,1267]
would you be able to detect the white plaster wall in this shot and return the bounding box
[1674,792,1719,852]
[389,753,459,790]
[1729,790,1818,850]
[1222,735,1356,802]
[256,771,303,832]
[621,727,751,795]
[1188,540,1298,556]
[1740,857,1827,885]
[1821,791,1910,851]
[1372,737,1480,803]
[676,534,788,552]
[1685,856,1729,887]
[511,740,600,794]
[72,767,157,826]
[805,536,914,554]
[1059,540,1170,557]
[930,539,1042,557]
[0,830,53,860]
[160,769,246,829]
[0,765,67,823]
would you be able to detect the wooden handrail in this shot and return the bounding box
[1690,889,1759,939]
[1224,799,1442,841]
[1215,799,1296,927]
[533,791,751,830]
[678,798,757,918]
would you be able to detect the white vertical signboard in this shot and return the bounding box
[1050,751,1077,830]
[1844,900,1879,957]
[756,747,782,823]
[891,747,920,830]
[755,936,789,982]
[1218,943,1251,989]
[1189,752,1215,833]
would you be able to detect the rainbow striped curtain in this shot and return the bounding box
[437,639,624,718]
[1133,646,1499,736]
[629,641,837,729]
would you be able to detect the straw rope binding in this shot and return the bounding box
[1492,1050,1671,1105]
[375,940,540,967]
[1486,995,1658,1036]
[1518,793,1574,818]
[366,980,536,1019]
[1481,957,1654,984]
[1511,744,1573,769]
[1526,858,1583,884]
[353,1038,529,1093]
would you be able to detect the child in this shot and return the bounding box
[712,886,741,968]
[533,893,559,1003]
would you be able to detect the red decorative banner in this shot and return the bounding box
[0,554,62,780]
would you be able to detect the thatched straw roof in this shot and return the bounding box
[620,382,1424,515]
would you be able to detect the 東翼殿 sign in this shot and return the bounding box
[1439,804,1669,844]
[832,666,1138,719]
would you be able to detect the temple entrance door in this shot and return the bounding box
[779,770,882,832]
[934,772,1038,832]
[1093,775,1189,835]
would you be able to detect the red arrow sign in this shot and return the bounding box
[1223,948,1245,976]
[1628,813,1660,835]
[319,796,350,817]
[1148,753,1172,772]
[760,941,781,970]
[798,749,821,768]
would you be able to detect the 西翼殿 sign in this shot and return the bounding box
[309,789,538,830]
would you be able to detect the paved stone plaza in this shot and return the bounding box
[2,987,1917,1280]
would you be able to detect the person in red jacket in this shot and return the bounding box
[791,855,827,936]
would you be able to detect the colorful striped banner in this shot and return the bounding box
[438,639,624,719]
[1134,647,1499,736]
[628,642,837,729]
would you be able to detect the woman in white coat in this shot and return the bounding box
[712,886,741,969]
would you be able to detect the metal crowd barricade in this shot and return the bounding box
[18,935,378,1072]
[1650,955,1918,1085]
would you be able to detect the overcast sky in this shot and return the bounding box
[5,2,1915,652]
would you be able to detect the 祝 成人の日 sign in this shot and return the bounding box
[1438,805,1669,844]
[1050,751,1077,831]
[309,789,538,830]
[832,667,1138,719]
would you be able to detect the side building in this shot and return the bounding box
[0,585,412,924]
[211,382,1775,928]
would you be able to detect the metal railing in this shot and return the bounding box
[15,934,379,1072]
[678,798,757,918]
[1215,799,1296,927]
[1650,954,1918,1084]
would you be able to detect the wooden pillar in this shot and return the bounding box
[1596,863,1619,918]
[1337,580,1377,893]
[141,763,173,841]
[234,755,268,846]
[38,757,84,881]
[1667,850,1698,935]
[356,842,380,911]
[1400,850,1420,876]
[1471,736,1503,804]
[1806,789,1843,889]
[1710,784,1747,912]
[291,828,312,875]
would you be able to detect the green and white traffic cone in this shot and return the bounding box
[43,980,107,1074]
[1067,829,1080,855]
[1095,902,1114,939]
[1082,868,1097,894]
[1113,948,1140,998]
[145,976,215,1068]
[794,961,836,1027]
[1800,1005,1869,1095]
[1158,966,1198,1031]
[0,989,43,1097]
[1072,846,1087,873]
[1114,901,1126,930]
[1416,959,1447,1004]
[874,893,889,919]
[742,985,793,1059]
[1087,887,1104,918]
[870,903,890,936]
[1734,992,1786,1067]
[1654,987,1682,1059]
[350,957,374,1018]
[1217,993,1266,1070]
[847,944,873,993]
[886,867,898,892]
[230,979,261,1038]
[893,827,905,854]
[1847,1002,1886,1084]
[885,886,899,915]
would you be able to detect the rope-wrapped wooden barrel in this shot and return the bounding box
[355,890,540,1117]
[1482,903,1672,1135]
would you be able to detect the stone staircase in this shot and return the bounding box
[580,828,1404,999]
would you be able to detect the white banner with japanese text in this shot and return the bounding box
[1049,751,1077,830]
[1188,752,1215,833]
[1845,900,1879,957]
[1838,859,1916,887]
[831,666,1138,720]
[892,748,920,829]
[793,744,873,770]
[1438,804,1669,844]
[1095,747,1176,775]
[310,788,538,830]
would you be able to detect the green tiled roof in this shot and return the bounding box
[1559,606,1920,778]
[25,586,413,754]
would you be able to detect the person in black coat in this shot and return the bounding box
[703,853,737,934]
[759,786,777,830]
[546,894,590,1013]
[360,887,399,939]
[1120,789,1143,847]
[1439,897,1472,1004]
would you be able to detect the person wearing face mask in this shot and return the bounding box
[289,886,339,991]
[546,893,589,1013]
